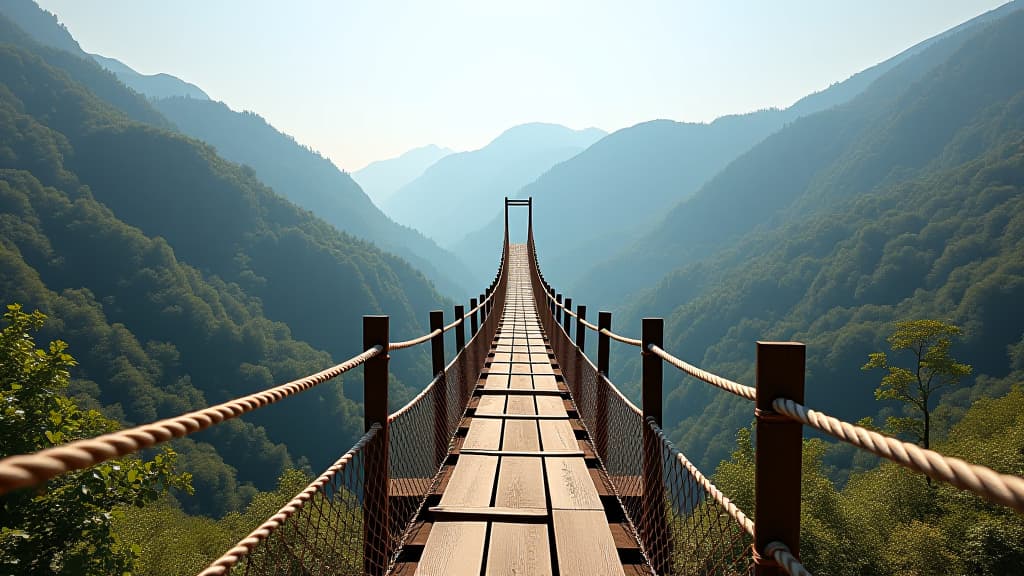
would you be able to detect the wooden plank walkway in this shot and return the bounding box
[400,244,637,576]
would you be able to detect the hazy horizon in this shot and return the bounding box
[36,0,1009,170]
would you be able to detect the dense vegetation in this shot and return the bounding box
[0,9,451,518]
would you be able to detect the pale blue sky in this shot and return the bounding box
[37,0,1008,170]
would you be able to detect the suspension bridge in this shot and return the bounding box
[1,198,1022,575]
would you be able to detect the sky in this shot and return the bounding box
[37,0,1009,171]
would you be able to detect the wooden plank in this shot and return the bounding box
[552,510,625,576]
[505,395,535,415]
[495,456,547,509]
[475,395,506,416]
[485,523,553,576]
[415,521,488,576]
[461,449,584,457]
[502,420,540,451]
[539,420,577,452]
[509,374,533,390]
[482,374,510,390]
[531,363,555,375]
[535,396,568,417]
[492,352,513,363]
[429,505,547,521]
[545,457,603,510]
[463,419,503,450]
[533,375,559,391]
[439,455,499,507]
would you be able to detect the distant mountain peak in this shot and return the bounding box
[90,53,209,100]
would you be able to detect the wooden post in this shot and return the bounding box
[596,311,611,461]
[754,342,806,575]
[575,305,587,352]
[642,317,667,575]
[555,293,562,325]
[363,315,389,576]
[430,311,447,468]
[597,312,611,375]
[563,297,572,335]
[478,293,485,326]
[469,298,478,337]
[454,305,466,352]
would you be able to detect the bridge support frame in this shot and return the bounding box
[754,342,806,575]
[363,315,390,576]
[596,311,611,462]
[430,310,447,468]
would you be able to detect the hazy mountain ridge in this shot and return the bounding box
[91,53,209,100]
[383,122,606,249]
[354,144,453,205]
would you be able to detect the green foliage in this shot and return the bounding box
[863,320,972,448]
[0,304,191,575]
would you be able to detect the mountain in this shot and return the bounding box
[91,53,209,100]
[455,1,1023,291]
[383,123,606,248]
[353,144,453,205]
[592,5,1024,473]
[151,97,477,299]
[0,9,448,516]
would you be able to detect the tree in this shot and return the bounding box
[862,320,972,450]
[0,304,192,575]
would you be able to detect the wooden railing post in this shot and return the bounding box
[454,305,466,352]
[642,317,667,575]
[430,311,447,468]
[469,298,479,337]
[478,293,485,327]
[596,311,611,462]
[363,315,389,576]
[754,342,806,575]
[575,305,587,352]
[555,293,562,326]
[598,312,611,375]
[563,297,572,335]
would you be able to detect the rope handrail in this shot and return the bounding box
[390,328,442,350]
[601,328,642,347]
[0,346,383,496]
[772,398,1024,513]
[197,424,381,576]
[647,417,754,536]
[647,344,757,401]
[766,542,813,576]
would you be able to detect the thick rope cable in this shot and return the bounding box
[578,317,600,332]
[773,398,1024,513]
[198,425,380,576]
[647,418,755,536]
[601,328,642,347]
[0,346,382,496]
[389,328,442,350]
[766,541,813,576]
[443,317,463,332]
[647,344,757,401]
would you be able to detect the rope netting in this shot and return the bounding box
[199,425,384,576]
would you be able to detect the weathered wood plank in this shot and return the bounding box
[495,456,546,509]
[502,420,540,451]
[485,523,553,576]
[539,420,577,452]
[505,395,535,415]
[546,457,603,510]
[535,395,568,417]
[415,521,488,576]
[533,375,559,391]
[439,455,498,507]
[552,510,625,576]
[475,395,506,416]
[463,419,502,450]
[509,374,533,390]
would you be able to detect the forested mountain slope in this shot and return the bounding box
[604,7,1024,472]
[0,14,447,516]
[152,97,476,299]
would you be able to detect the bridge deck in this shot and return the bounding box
[398,245,636,576]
